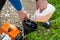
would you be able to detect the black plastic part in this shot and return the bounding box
[42,21,51,29]
[23,19,37,35]
[0,0,6,10]
[15,33,22,40]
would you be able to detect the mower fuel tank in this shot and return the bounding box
[0,22,22,40]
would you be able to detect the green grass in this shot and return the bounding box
[26,0,60,40]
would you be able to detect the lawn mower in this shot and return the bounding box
[0,19,37,40]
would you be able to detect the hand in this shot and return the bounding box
[36,0,48,12]
[18,10,28,22]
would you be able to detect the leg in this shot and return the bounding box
[0,0,6,10]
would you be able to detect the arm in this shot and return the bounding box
[9,0,28,22]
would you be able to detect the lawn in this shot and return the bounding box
[26,0,60,40]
